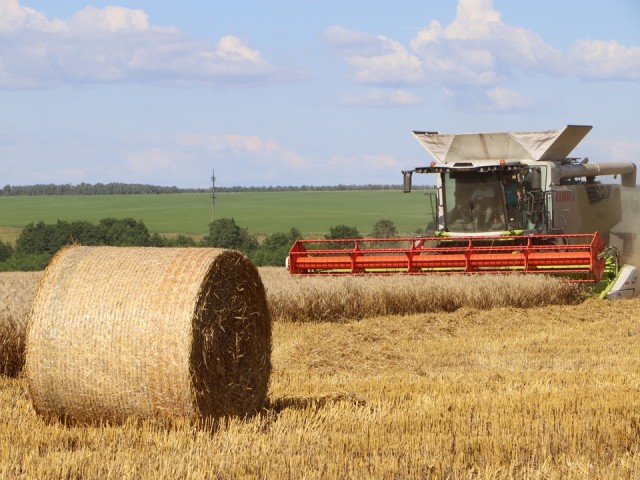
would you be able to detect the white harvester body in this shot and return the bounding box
[403,125,638,298]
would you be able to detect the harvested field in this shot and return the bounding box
[0,297,639,478]
[1,267,639,478]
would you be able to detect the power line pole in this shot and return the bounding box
[211,169,216,223]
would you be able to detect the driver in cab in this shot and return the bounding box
[470,178,496,229]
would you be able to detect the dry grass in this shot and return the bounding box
[261,267,585,322]
[0,272,42,377]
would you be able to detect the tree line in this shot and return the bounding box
[0,183,430,196]
[0,183,202,196]
[0,217,401,272]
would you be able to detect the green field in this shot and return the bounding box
[0,190,435,242]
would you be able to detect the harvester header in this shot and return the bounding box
[289,232,606,281]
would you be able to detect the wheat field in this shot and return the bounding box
[0,269,639,478]
[260,268,585,322]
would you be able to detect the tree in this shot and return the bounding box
[60,220,100,245]
[370,219,398,238]
[0,240,12,262]
[200,218,258,254]
[0,253,50,272]
[164,234,196,247]
[325,224,361,240]
[324,224,361,250]
[15,222,58,255]
[96,218,152,246]
[250,228,301,266]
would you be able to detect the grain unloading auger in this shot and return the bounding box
[288,125,639,300]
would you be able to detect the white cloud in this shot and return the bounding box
[588,138,640,164]
[338,88,425,107]
[0,131,312,186]
[325,0,639,95]
[325,26,422,86]
[0,125,410,187]
[135,133,404,185]
[324,0,508,87]
[444,0,501,40]
[67,5,151,33]
[175,133,308,170]
[323,25,386,57]
[440,84,533,113]
[568,40,640,81]
[349,37,424,85]
[0,0,62,33]
[0,0,278,88]
[484,86,531,112]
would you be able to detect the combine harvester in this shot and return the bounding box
[288,125,639,299]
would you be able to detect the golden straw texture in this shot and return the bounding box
[25,246,271,424]
[260,267,584,322]
[0,272,42,377]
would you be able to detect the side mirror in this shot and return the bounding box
[403,171,413,193]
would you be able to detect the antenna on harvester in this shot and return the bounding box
[211,169,216,223]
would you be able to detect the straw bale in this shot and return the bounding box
[0,272,42,376]
[25,246,271,424]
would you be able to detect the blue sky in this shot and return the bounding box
[1,0,639,188]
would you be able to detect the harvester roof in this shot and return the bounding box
[412,125,592,165]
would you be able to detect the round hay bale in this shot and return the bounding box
[25,246,271,424]
[0,272,42,377]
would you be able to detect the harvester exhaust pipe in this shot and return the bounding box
[403,170,413,193]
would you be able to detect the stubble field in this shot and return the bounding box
[0,269,639,479]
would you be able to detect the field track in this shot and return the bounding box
[0,269,639,478]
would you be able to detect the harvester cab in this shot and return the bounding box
[288,125,638,300]
[403,125,637,241]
